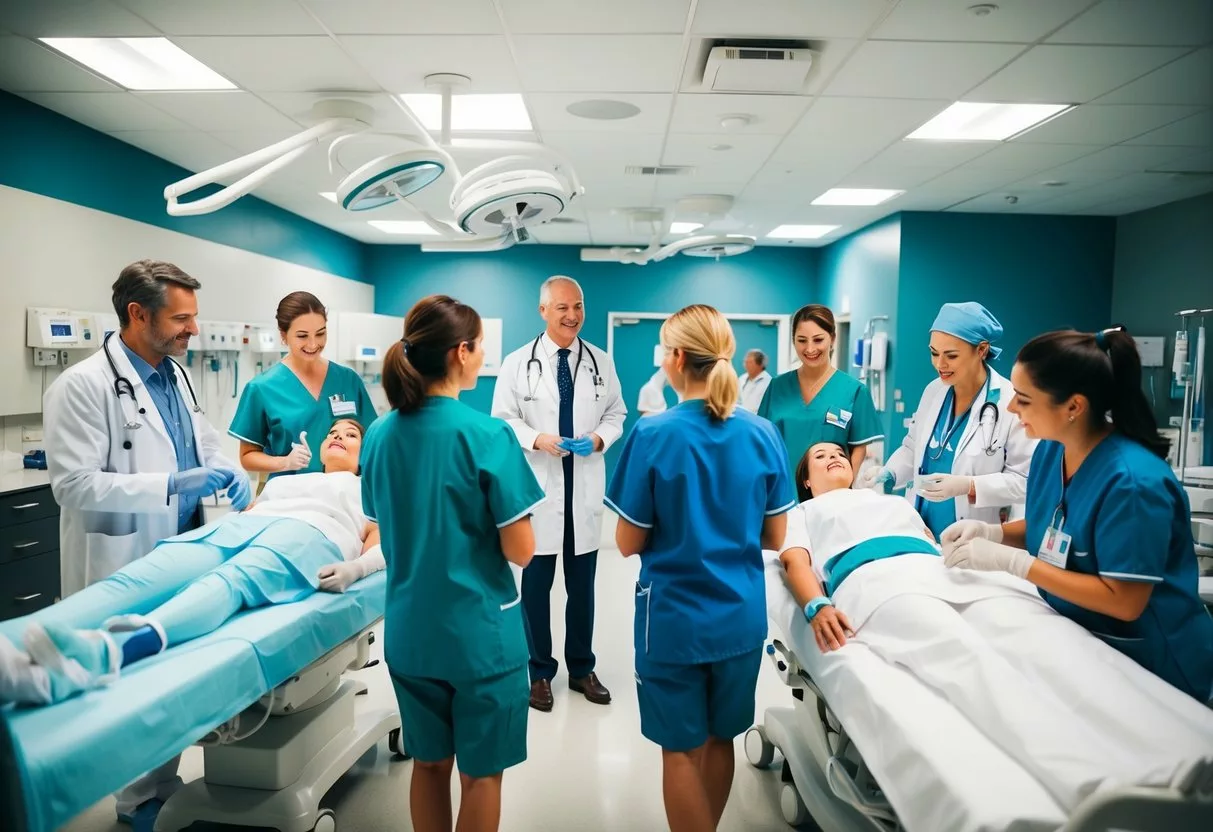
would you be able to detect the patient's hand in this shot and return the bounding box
[812,607,854,653]
[318,561,365,593]
[923,526,937,543]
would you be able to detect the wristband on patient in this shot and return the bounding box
[804,596,834,622]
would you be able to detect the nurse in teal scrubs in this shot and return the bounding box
[361,295,545,832]
[230,292,376,478]
[942,327,1213,701]
[758,304,883,480]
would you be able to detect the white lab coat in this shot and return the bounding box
[738,369,772,413]
[637,368,669,415]
[885,369,1036,525]
[43,343,240,597]
[492,333,627,555]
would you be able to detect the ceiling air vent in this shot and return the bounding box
[625,165,696,176]
[702,45,813,94]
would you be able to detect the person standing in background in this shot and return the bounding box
[738,349,772,413]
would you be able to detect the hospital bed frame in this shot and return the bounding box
[154,624,403,832]
[747,639,1213,832]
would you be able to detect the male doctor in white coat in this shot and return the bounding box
[492,275,626,712]
[42,259,250,832]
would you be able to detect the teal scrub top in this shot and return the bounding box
[361,397,546,682]
[757,369,883,480]
[229,361,376,477]
[916,386,972,538]
[1025,434,1213,701]
[606,401,796,665]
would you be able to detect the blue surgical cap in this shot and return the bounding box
[931,302,1003,360]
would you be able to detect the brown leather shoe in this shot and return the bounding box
[569,672,611,705]
[529,679,554,712]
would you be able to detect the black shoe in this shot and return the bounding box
[569,672,611,705]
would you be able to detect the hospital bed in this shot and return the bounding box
[751,557,1213,832]
[0,572,400,832]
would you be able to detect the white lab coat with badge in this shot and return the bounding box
[44,341,240,597]
[884,368,1036,525]
[492,333,627,556]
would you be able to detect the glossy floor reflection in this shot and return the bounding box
[63,533,794,831]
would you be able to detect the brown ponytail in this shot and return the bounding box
[660,304,738,421]
[382,295,481,414]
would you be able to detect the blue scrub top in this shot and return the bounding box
[606,400,796,665]
[1025,434,1213,700]
[917,387,972,539]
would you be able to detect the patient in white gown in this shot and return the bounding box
[777,442,1213,813]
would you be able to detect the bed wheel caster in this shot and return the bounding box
[312,808,336,832]
[389,727,411,760]
[780,782,809,827]
[745,725,776,769]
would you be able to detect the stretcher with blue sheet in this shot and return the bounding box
[0,572,397,832]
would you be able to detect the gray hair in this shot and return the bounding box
[746,348,768,368]
[112,260,201,327]
[539,275,584,306]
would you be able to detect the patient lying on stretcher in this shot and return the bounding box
[0,419,383,706]
[775,442,1213,812]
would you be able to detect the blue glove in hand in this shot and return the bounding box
[557,436,595,457]
[168,467,234,499]
[225,472,252,510]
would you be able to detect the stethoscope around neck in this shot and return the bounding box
[103,331,202,441]
[524,334,602,402]
[924,373,1002,464]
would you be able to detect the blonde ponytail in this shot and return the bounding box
[660,305,738,421]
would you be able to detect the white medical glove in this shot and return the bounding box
[940,519,1002,554]
[944,538,1034,580]
[318,560,365,593]
[280,431,311,472]
[855,466,888,489]
[917,473,973,502]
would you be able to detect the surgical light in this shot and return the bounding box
[812,188,904,206]
[906,102,1073,141]
[39,37,235,91]
[670,222,704,234]
[398,93,533,132]
[767,225,839,240]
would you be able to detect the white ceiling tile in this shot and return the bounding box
[1008,163,1130,192]
[302,0,503,35]
[500,0,691,34]
[742,165,839,205]
[1013,104,1204,145]
[258,91,426,135]
[669,94,812,135]
[117,0,324,35]
[873,0,1093,43]
[1148,147,1213,172]
[1123,109,1213,147]
[529,223,593,244]
[910,166,1027,193]
[891,187,979,211]
[512,35,684,93]
[823,41,1024,99]
[578,180,658,212]
[692,0,892,38]
[653,176,752,201]
[945,189,1071,213]
[862,139,996,169]
[966,45,1188,104]
[338,35,519,92]
[527,93,673,134]
[0,1,158,37]
[210,128,304,156]
[136,91,303,132]
[0,36,120,91]
[661,133,782,174]
[1047,0,1213,47]
[542,132,666,168]
[835,162,951,191]
[1095,47,1212,106]
[774,97,952,162]
[961,142,1105,170]
[1055,143,1197,172]
[105,129,242,173]
[19,91,191,132]
[171,36,380,93]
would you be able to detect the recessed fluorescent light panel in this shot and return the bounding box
[398,94,533,132]
[367,221,439,235]
[670,222,703,234]
[39,37,235,91]
[319,192,337,203]
[767,224,839,240]
[812,188,904,206]
[906,102,1072,141]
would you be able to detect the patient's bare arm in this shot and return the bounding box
[780,546,854,652]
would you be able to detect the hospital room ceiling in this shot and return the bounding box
[1,0,1210,247]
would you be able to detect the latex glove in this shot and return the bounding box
[856,467,894,494]
[917,473,973,503]
[225,472,252,511]
[169,467,234,499]
[940,519,1003,554]
[280,431,311,472]
[317,560,367,593]
[944,537,1034,580]
[558,436,595,457]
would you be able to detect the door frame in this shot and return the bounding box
[606,311,795,374]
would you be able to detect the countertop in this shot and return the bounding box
[0,468,51,495]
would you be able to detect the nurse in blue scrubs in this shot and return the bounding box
[230,292,376,478]
[943,327,1213,701]
[758,304,883,481]
[607,305,796,832]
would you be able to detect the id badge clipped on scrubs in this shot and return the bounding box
[1038,522,1072,569]
[330,394,357,417]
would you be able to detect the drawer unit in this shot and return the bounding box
[0,554,57,619]
[0,485,60,620]
[0,488,58,525]
[0,516,60,565]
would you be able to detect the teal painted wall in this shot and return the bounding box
[894,211,1117,447]
[0,91,367,281]
[367,244,818,415]
[1111,191,1213,445]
